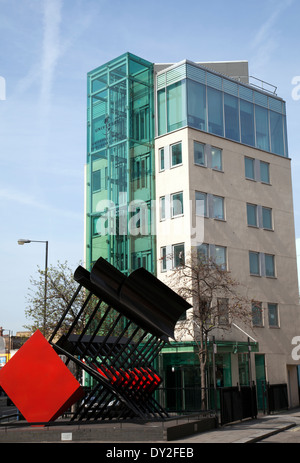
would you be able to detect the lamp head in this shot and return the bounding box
[18,239,31,245]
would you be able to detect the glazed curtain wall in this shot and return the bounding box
[86,53,155,274]
[157,63,288,158]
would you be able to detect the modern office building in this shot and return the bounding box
[85,53,300,409]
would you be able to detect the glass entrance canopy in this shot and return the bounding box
[157,61,288,158]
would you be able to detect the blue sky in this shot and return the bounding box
[0,0,299,334]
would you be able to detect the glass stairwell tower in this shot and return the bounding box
[85,53,155,275]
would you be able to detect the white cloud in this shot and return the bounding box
[250,0,294,71]
[40,0,63,114]
[0,187,82,221]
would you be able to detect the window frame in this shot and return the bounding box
[195,191,208,217]
[172,243,185,268]
[260,161,270,184]
[211,146,223,171]
[92,169,101,192]
[252,301,263,327]
[262,206,273,230]
[159,196,166,221]
[245,156,255,180]
[197,243,227,270]
[247,203,258,227]
[265,253,275,278]
[160,246,167,272]
[215,245,227,270]
[171,142,183,168]
[212,195,225,220]
[218,298,229,325]
[249,251,260,276]
[194,141,206,167]
[159,147,165,171]
[171,191,184,218]
[268,303,279,328]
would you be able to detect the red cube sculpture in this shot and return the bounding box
[0,330,84,423]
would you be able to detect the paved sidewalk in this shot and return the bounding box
[2,408,300,443]
[175,409,300,443]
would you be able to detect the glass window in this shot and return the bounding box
[213,195,224,220]
[167,80,186,132]
[92,216,100,236]
[211,147,222,170]
[171,142,182,167]
[215,246,226,269]
[197,243,208,262]
[224,94,240,141]
[240,100,255,146]
[265,254,275,277]
[159,148,165,171]
[157,88,166,136]
[255,105,270,152]
[195,191,207,216]
[160,196,166,220]
[262,207,272,230]
[161,246,167,272]
[218,298,229,325]
[245,157,255,180]
[252,302,263,327]
[268,303,279,327]
[260,161,270,183]
[92,169,101,192]
[247,203,257,227]
[187,80,206,130]
[207,87,223,136]
[194,141,205,166]
[270,111,284,156]
[173,243,185,267]
[171,192,184,217]
[249,251,260,275]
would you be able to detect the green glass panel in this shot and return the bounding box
[157,88,166,135]
[224,93,240,141]
[158,63,288,157]
[207,87,223,136]
[86,54,155,273]
[240,100,255,146]
[255,105,270,151]
[167,80,186,132]
[92,71,107,93]
[187,80,206,131]
[270,110,284,156]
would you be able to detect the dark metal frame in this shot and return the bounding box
[49,258,191,422]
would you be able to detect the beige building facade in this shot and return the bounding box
[154,60,300,408]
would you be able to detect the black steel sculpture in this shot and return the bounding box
[49,258,191,422]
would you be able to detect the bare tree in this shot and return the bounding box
[24,261,136,342]
[24,261,100,339]
[166,249,251,409]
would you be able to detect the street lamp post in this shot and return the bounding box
[18,239,48,337]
